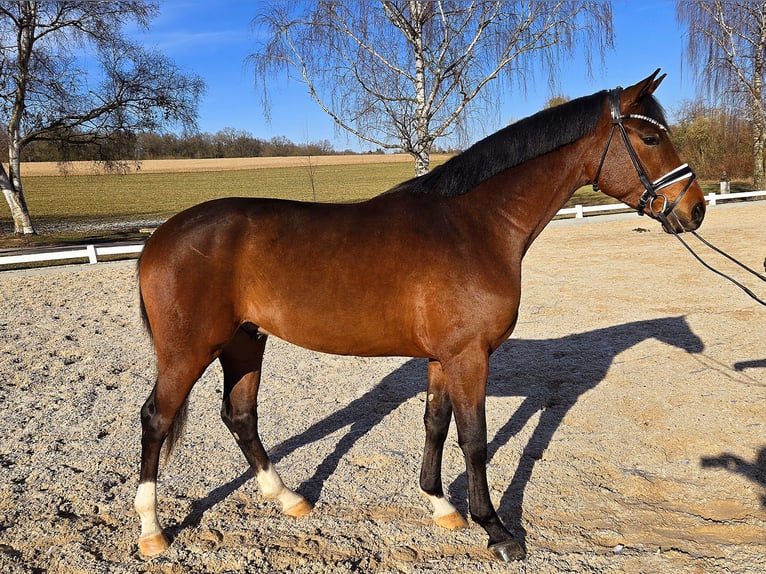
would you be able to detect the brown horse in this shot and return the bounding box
[134,70,706,561]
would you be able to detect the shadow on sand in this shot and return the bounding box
[701,448,766,508]
[175,315,704,548]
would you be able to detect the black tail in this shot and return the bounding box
[136,254,153,340]
[164,398,189,462]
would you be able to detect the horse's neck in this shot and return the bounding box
[464,138,594,253]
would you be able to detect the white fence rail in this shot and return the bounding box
[700,189,766,205]
[556,189,766,217]
[2,190,765,270]
[0,243,144,268]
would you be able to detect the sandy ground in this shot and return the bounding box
[0,202,764,573]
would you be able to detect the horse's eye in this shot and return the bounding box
[642,135,660,146]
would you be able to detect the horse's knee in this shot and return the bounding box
[140,392,171,441]
[140,392,158,430]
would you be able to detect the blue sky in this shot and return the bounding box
[138,1,697,151]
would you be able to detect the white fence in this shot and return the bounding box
[2,189,765,270]
[556,189,766,218]
[0,243,144,268]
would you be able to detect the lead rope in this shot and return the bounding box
[661,216,766,307]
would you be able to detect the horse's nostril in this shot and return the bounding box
[692,201,706,226]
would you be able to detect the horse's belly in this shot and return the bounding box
[261,328,424,358]
[258,306,427,358]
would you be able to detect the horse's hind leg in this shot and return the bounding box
[219,328,312,518]
[420,359,468,529]
[135,354,211,556]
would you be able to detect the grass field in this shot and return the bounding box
[0,155,754,247]
[18,156,428,221]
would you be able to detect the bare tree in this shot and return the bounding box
[677,0,766,188]
[0,1,205,235]
[251,1,613,176]
[671,99,754,179]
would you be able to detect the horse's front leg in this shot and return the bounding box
[444,348,525,562]
[420,359,468,529]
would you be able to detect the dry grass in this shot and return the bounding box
[21,154,443,176]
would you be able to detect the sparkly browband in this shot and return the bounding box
[622,114,668,132]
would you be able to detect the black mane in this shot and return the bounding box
[393,91,610,197]
[395,91,610,197]
[392,89,624,198]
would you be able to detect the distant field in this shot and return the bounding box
[15,155,442,226]
[3,155,744,242]
[21,154,435,176]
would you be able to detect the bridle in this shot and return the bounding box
[592,87,696,227]
[593,88,766,307]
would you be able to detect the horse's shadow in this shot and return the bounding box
[701,448,766,508]
[175,315,704,547]
[734,359,766,371]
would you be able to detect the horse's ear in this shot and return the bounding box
[623,68,666,103]
[645,68,667,95]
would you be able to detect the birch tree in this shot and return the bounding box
[677,0,766,188]
[0,1,204,235]
[252,1,614,176]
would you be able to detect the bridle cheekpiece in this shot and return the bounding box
[592,87,696,224]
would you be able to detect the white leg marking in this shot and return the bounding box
[420,489,468,529]
[134,482,163,540]
[256,464,308,515]
[420,489,459,520]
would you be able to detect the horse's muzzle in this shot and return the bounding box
[663,200,705,234]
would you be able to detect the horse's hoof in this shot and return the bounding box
[138,532,170,557]
[434,511,468,530]
[284,498,313,518]
[489,539,525,562]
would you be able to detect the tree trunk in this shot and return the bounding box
[754,113,765,190]
[753,25,765,190]
[414,150,430,177]
[2,132,36,235]
[1,150,36,235]
[411,0,430,177]
[753,2,766,190]
[1,181,35,235]
[2,6,36,235]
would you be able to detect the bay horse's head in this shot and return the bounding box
[591,69,706,233]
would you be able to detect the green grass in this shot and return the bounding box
[1,161,423,247]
